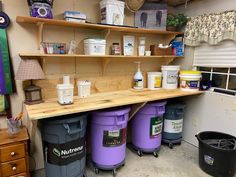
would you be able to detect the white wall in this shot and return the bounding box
[176,0,236,146]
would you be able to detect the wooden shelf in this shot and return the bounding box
[25,89,203,120]
[16,16,183,35]
[19,53,183,59]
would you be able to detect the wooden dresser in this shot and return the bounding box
[0,127,30,177]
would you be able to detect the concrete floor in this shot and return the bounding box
[32,141,214,177]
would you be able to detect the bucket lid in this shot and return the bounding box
[147,72,162,76]
[180,70,201,75]
[84,39,106,44]
[161,65,180,71]
[92,107,131,117]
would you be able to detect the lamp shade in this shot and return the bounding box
[15,59,45,80]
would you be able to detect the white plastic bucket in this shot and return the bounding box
[100,0,125,25]
[179,71,202,91]
[161,65,180,89]
[147,72,162,90]
[84,39,106,55]
[77,80,91,98]
[57,84,74,105]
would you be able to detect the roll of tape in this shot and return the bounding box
[0,12,10,29]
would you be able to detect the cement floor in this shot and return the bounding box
[32,141,216,177]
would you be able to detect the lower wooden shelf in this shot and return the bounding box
[25,89,203,120]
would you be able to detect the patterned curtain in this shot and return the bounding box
[184,10,236,46]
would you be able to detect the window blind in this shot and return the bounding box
[194,40,236,67]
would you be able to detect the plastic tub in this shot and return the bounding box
[179,70,202,91]
[162,103,185,148]
[91,107,130,172]
[41,113,87,177]
[84,39,106,55]
[161,65,180,89]
[131,101,166,157]
[147,72,162,90]
[196,131,236,177]
[77,80,91,98]
[100,0,125,25]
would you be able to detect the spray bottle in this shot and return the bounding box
[133,61,143,90]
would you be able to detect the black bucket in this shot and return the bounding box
[196,131,236,177]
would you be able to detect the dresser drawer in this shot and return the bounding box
[10,172,27,177]
[0,144,25,162]
[1,158,26,177]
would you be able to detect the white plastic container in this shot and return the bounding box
[84,39,106,55]
[161,65,180,89]
[57,75,74,105]
[147,72,162,90]
[100,0,125,25]
[77,80,91,98]
[179,71,202,91]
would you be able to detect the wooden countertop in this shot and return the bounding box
[25,89,203,120]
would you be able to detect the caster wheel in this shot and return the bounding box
[137,150,143,157]
[112,169,117,177]
[153,151,159,158]
[94,168,99,174]
[169,143,173,149]
[83,174,87,177]
[122,163,125,167]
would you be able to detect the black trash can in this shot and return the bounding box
[196,131,236,177]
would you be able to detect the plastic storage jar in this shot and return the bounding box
[179,70,201,91]
[84,39,106,55]
[147,72,162,90]
[161,65,180,89]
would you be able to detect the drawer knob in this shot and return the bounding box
[11,152,16,156]
[12,166,17,171]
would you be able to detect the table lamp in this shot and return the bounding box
[15,59,45,105]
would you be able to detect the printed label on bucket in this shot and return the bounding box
[103,128,127,147]
[164,119,183,133]
[167,71,178,84]
[154,76,161,88]
[204,155,214,165]
[44,137,85,166]
[181,80,199,89]
[150,116,163,138]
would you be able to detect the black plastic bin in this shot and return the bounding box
[196,131,236,177]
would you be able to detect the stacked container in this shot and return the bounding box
[162,103,185,149]
[91,107,130,177]
[131,101,166,157]
[41,113,87,177]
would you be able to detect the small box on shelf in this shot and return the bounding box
[150,45,172,56]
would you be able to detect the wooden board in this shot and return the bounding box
[0,127,29,146]
[19,53,183,59]
[25,89,203,120]
[16,16,183,35]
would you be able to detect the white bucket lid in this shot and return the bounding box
[161,65,180,71]
[147,72,162,76]
[84,39,106,44]
[100,0,125,7]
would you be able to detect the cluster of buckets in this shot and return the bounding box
[148,65,202,91]
[40,101,187,177]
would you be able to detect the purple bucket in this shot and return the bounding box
[131,101,166,153]
[91,107,130,169]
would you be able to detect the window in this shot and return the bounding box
[194,40,236,96]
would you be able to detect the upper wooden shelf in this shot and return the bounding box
[16,16,183,35]
[19,53,184,59]
[25,89,203,120]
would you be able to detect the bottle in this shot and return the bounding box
[133,62,143,90]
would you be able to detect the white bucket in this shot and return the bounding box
[77,80,91,98]
[147,72,162,90]
[179,71,202,91]
[161,65,180,89]
[100,0,125,25]
[57,84,74,105]
[84,39,106,55]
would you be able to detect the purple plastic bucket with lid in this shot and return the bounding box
[131,101,166,153]
[91,107,130,169]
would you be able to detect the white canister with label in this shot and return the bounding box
[161,65,180,89]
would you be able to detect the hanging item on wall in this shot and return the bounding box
[125,0,145,12]
[0,1,10,29]
[135,3,167,30]
[0,29,13,94]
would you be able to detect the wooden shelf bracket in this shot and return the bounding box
[36,22,44,49]
[129,102,147,121]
